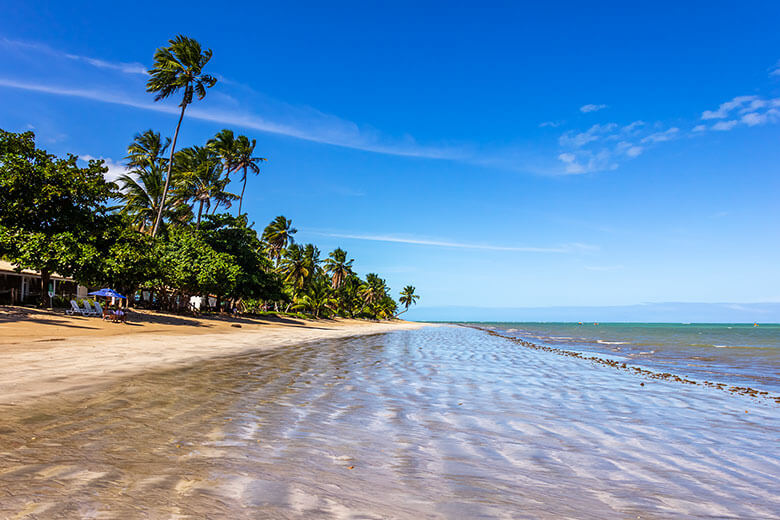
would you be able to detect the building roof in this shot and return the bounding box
[0,260,70,280]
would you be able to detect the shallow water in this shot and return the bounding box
[0,326,778,518]
[476,322,780,392]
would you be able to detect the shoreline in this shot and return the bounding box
[466,324,780,404]
[0,306,430,405]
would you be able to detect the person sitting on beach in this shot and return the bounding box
[112,306,126,324]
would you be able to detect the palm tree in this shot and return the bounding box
[118,163,190,232]
[302,243,322,285]
[279,244,310,300]
[126,129,170,169]
[233,135,266,215]
[398,285,420,315]
[324,248,354,289]
[360,273,387,310]
[262,215,297,266]
[175,146,238,228]
[293,278,337,319]
[207,129,240,179]
[146,34,217,237]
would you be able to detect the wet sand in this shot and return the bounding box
[0,306,427,404]
[1,325,778,518]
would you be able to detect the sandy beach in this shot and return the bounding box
[0,306,427,405]
[0,324,777,519]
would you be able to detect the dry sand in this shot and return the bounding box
[0,306,428,405]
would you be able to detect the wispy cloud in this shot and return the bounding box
[539,120,563,128]
[696,94,780,132]
[712,120,739,131]
[641,127,679,143]
[311,231,598,253]
[555,120,669,174]
[580,104,608,113]
[2,37,146,75]
[0,77,467,160]
[64,54,146,75]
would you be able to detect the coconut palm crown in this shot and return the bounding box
[398,285,420,313]
[233,135,266,216]
[324,248,354,289]
[262,215,297,265]
[146,34,217,237]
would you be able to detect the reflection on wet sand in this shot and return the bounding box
[1,326,778,518]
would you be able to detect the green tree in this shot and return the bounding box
[199,214,284,303]
[146,35,217,237]
[262,215,297,266]
[398,285,419,315]
[324,247,354,289]
[0,130,114,306]
[157,227,239,309]
[79,215,160,300]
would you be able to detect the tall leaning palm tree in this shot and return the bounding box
[233,135,266,215]
[146,35,217,237]
[398,285,420,315]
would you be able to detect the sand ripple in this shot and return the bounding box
[0,326,778,518]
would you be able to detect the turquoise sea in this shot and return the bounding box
[471,322,780,392]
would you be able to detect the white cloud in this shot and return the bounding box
[615,141,644,159]
[693,124,707,132]
[559,123,617,148]
[621,121,645,134]
[539,121,563,128]
[712,120,738,131]
[2,37,146,75]
[81,155,130,183]
[312,231,598,253]
[0,78,467,161]
[64,54,146,75]
[741,112,767,126]
[580,104,608,113]
[701,95,759,120]
[640,127,679,143]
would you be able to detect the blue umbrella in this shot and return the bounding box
[88,288,127,299]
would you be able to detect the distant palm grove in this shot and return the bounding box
[0,35,418,320]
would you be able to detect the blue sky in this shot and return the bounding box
[1,2,779,318]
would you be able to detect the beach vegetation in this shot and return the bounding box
[0,35,417,319]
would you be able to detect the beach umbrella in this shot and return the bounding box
[88,288,127,299]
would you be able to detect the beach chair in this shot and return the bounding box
[94,301,111,320]
[65,299,83,316]
[82,301,100,317]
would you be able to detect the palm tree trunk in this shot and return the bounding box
[238,166,247,215]
[196,199,204,229]
[151,96,188,237]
